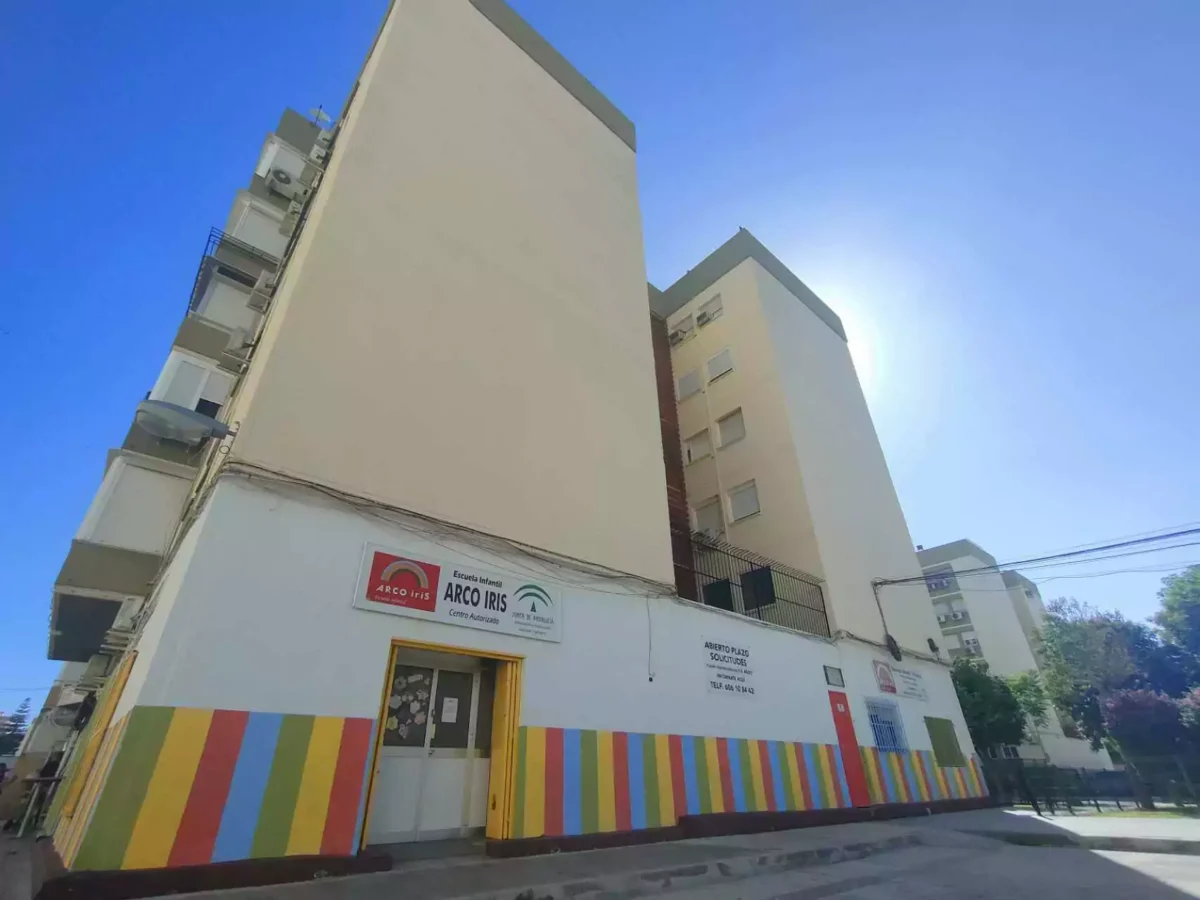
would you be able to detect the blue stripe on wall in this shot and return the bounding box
[728,740,747,812]
[627,733,646,830]
[803,744,823,809]
[682,737,701,815]
[768,742,787,811]
[211,712,283,862]
[562,729,582,836]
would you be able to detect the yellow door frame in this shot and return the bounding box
[359,637,524,849]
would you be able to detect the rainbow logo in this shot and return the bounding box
[379,558,431,588]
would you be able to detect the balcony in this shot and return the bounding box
[48,451,194,662]
[187,227,279,330]
[948,646,982,660]
[674,529,829,638]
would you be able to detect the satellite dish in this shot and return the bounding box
[885,633,903,661]
[135,400,231,447]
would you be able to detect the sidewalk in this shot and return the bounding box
[172,821,992,900]
[913,807,1200,853]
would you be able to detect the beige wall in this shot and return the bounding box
[223,0,672,584]
[667,261,825,580]
[666,256,939,653]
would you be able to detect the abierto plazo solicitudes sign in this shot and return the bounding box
[354,544,561,642]
[704,638,755,696]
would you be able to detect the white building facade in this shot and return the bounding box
[41,0,987,882]
[918,540,1113,769]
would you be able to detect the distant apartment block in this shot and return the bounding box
[918,540,1113,769]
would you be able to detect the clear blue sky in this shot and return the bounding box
[3,1,1198,714]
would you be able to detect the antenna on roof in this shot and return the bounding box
[309,106,332,128]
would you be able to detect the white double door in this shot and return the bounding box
[367,649,492,844]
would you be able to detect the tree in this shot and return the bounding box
[1179,687,1200,745]
[951,658,1026,753]
[1006,671,1050,739]
[1103,690,1185,758]
[0,698,31,756]
[1154,566,1200,658]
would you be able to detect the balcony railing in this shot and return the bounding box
[673,529,829,638]
[948,646,982,660]
[187,227,280,313]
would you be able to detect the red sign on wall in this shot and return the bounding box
[873,660,898,694]
[364,551,441,612]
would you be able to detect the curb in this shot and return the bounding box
[962,830,1200,856]
[457,833,923,900]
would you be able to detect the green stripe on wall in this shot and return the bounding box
[73,706,175,871]
[738,740,756,811]
[642,735,659,827]
[513,727,527,838]
[580,730,598,834]
[695,737,712,814]
[777,742,796,810]
[251,714,314,858]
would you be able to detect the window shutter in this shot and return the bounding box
[707,349,733,381]
[924,716,966,767]
[676,370,701,400]
[718,409,746,446]
[728,481,760,521]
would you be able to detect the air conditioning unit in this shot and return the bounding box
[668,329,687,346]
[951,611,965,620]
[280,200,303,236]
[936,614,948,623]
[699,527,724,542]
[248,270,277,312]
[696,311,711,326]
[309,145,328,165]
[315,128,334,148]
[266,167,309,201]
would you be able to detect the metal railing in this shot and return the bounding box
[673,529,830,638]
[187,227,280,313]
[983,756,1200,814]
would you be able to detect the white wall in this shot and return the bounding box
[196,277,258,335]
[119,476,974,758]
[755,265,941,656]
[76,456,193,556]
[224,0,673,586]
[946,554,1042,678]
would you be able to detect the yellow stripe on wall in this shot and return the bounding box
[597,731,616,832]
[654,733,675,825]
[122,708,213,870]
[913,754,932,801]
[63,715,130,868]
[523,727,546,838]
[746,740,767,811]
[286,716,344,855]
[704,737,724,813]
[887,753,908,802]
[861,750,882,805]
[934,763,950,798]
[784,744,804,810]
[818,746,837,805]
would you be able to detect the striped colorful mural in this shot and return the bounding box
[59,706,375,872]
[860,747,985,805]
[511,727,986,839]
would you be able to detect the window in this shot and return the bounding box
[694,497,723,536]
[964,637,981,653]
[669,315,695,344]
[717,408,746,447]
[1002,745,1020,760]
[924,716,966,767]
[195,398,223,419]
[706,349,733,382]
[698,293,723,324]
[866,699,908,752]
[923,565,959,597]
[684,429,712,464]
[824,665,845,688]
[676,369,701,400]
[728,480,760,521]
[153,353,234,416]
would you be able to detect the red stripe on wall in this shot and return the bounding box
[826,690,871,807]
[321,718,374,855]
[793,743,814,810]
[544,728,565,837]
[613,731,631,831]
[757,741,777,811]
[716,738,736,812]
[167,709,248,867]
[668,735,688,817]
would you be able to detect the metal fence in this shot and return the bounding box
[982,756,1200,814]
[673,529,830,638]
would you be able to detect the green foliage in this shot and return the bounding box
[0,698,31,756]
[950,657,1026,752]
[1154,566,1200,658]
[1006,670,1050,738]
[1103,689,1186,757]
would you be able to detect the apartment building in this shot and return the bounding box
[918,540,1112,769]
[40,1,986,887]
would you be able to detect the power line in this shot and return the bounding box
[885,526,1200,586]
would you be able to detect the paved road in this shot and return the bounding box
[670,843,1200,899]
